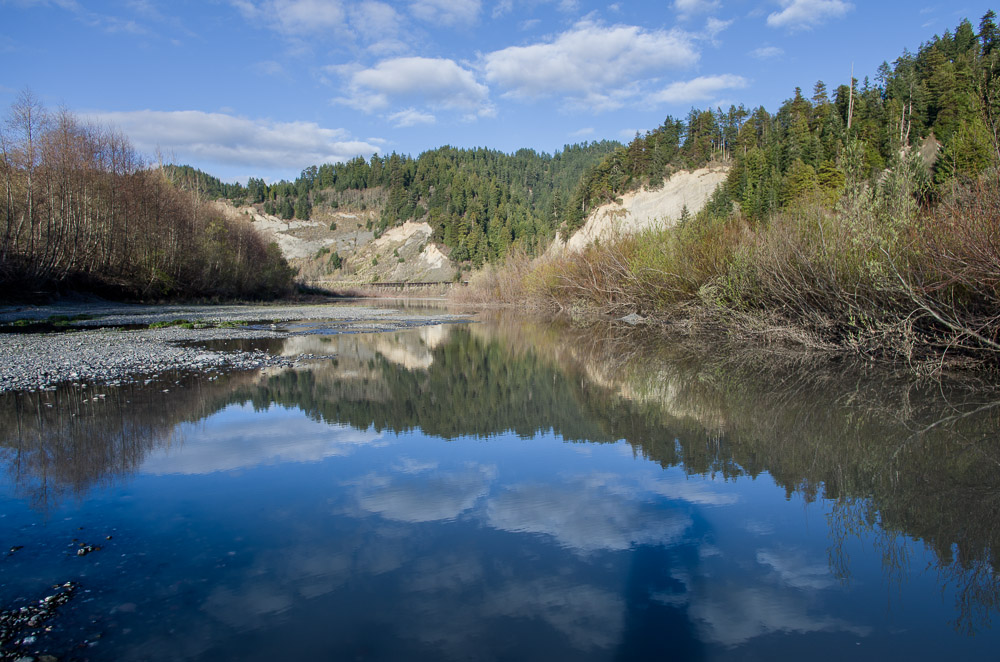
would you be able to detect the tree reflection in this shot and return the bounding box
[0,371,256,510]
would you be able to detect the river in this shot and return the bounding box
[2,310,999,660]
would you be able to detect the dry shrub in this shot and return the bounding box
[917,176,1000,308]
[718,190,918,343]
[535,241,636,313]
[452,246,538,305]
[905,175,1000,354]
[519,217,747,316]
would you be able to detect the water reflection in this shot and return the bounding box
[486,476,692,552]
[350,462,496,522]
[0,371,250,509]
[2,313,1000,659]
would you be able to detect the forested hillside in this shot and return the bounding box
[176,142,622,268]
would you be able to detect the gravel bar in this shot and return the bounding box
[0,302,469,393]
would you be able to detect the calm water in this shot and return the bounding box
[2,313,999,660]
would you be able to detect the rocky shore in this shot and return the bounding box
[0,302,467,393]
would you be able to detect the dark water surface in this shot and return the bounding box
[2,313,999,660]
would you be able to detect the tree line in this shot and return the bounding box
[1,93,294,300]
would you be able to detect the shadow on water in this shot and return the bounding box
[1,311,999,643]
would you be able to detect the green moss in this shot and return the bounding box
[149,319,191,329]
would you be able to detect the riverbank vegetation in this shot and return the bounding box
[459,11,1000,371]
[0,94,295,301]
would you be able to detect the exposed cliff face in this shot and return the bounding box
[214,202,375,260]
[549,166,729,254]
[343,221,457,283]
[215,202,457,283]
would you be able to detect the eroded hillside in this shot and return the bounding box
[216,202,458,284]
[548,166,729,254]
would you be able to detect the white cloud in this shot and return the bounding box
[674,0,720,18]
[409,0,480,26]
[350,0,402,35]
[235,0,418,49]
[704,16,732,41]
[487,0,579,20]
[492,0,512,18]
[766,0,852,30]
[336,56,491,116]
[393,457,439,473]
[91,15,147,34]
[482,20,699,111]
[389,107,437,127]
[91,109,381,174]
[654,74,748,105]
[570,127,594,137]
[702,16,733,46]
[345,1,410,53]
[250,0,347,35]
[253,60,286,76]
[751,45,784,59]
[396,562,626,655]
[229,0,259,20]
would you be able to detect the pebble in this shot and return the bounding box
[0,303,467,393]
[0,582,77,660]
[75,544,100,557]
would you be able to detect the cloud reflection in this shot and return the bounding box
[141,405,384,474]
[688,585,868,646]
[482,578,625,650]
[396,554,625,653]
[486,480,691,552]
[681,545,870,647]
[351,462,497,522]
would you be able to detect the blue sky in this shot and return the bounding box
[2,0,997,183]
